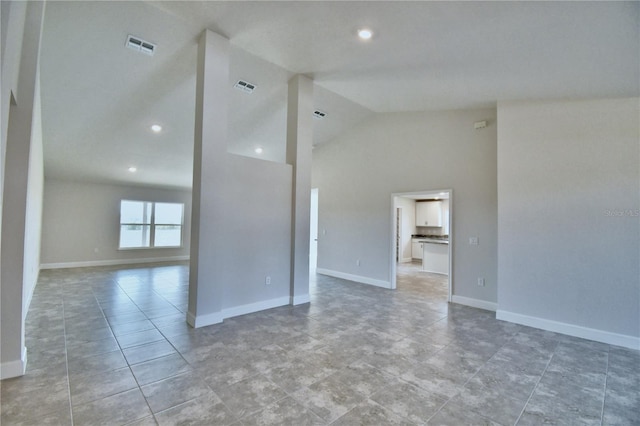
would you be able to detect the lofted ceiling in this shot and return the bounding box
[39,1,639,189]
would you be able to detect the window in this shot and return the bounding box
[119,200,184,249]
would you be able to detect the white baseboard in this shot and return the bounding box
[452,295,497,312]
[496,310,640,350]
[401,257,413,263]
[40,255,190,270]
[1,347,27,379]
[187,311,223,328]
[316,268,391,289]
[187,296,290,328]
[24,269,39,318]
[222,296,290,319]
[291,294,310,305]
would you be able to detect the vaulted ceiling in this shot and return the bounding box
[39,1,639,189]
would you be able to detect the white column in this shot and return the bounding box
[187,30,229,327]
[286,75,314,305]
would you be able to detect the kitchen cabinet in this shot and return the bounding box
[411,241,423,260]
[416,201,442,227]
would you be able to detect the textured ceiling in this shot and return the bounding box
[39,1,639,189]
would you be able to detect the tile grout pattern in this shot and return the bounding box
[1,261,638,425]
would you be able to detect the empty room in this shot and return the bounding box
[1,1,638,425]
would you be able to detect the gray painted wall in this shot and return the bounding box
[1,0,45,378]
[219,154,293,310]
[497,98,640,341]
[188,30,296,326]
[41,179,192,266]
[312,108,498,303]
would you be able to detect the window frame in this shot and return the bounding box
[118,200,184,250]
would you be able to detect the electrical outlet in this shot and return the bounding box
[477,277,485,287]
[265,276,271,285]
[356,259,361,266]
[469,237,479,245]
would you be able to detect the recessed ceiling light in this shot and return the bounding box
[128,166,137,173]
[151,124,162,133]
[358,28,373,40]
[254,147,263,154]
[439,192,446,195]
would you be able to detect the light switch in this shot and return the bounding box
[469,237,479,245]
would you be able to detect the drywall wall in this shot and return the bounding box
[40,179,191,267]
[188,30,296,328]
[497,98,640,347]
[22,69,44,311]
[219,154,293,310]
[1,0,45,379]
[312,108,497,305]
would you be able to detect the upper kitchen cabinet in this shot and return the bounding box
[416,200,442,227]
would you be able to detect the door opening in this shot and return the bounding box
[390,190,452,303]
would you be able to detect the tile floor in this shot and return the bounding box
[1,261,638,425]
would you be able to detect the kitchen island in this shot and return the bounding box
[419,239,449,275]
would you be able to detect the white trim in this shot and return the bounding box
[222,296,290,319]
[291,294,310,305]
[187,296,290,328]
[496,310,640,350]
[400,257,413,264]
[187,311,223,328]
[1,347,27,379]
[24,268,39,316]
[40,255,189,270]
[452,295,497,312]
[317,268,391,289]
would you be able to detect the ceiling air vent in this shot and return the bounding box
[313,110,327,119]
[126,35,156,56]
[234,80,256,93]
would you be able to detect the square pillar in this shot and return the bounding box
[187,30,229,327]
[286,75,313,305]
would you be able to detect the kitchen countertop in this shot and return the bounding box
[412,234,449,244]
[418,239,448,245]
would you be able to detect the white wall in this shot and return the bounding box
[22,69,44,310]
[312,108,497,305]
[41,180,191,267]
[497,98,640,348]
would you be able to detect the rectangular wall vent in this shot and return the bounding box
[474,120,487,130]
[126,35,156,56]
[313,110,327,119]
[234,80,256,93]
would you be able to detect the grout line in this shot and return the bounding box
[61,290,75,425]
[512,343,557,425]
[599,347,611,425]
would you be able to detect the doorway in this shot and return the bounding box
[390,190,452,303]
[309,188,319,272]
